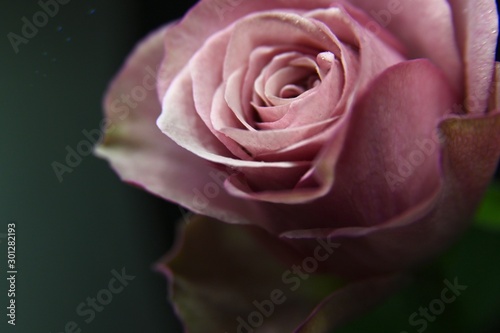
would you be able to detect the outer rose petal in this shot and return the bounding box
[157,0,336,97]
[95,27,267,226]
[345,0,463,93]
[489,63,500,112]
[157,215,405,333]
[157,63,313,196]
[173,5,404,205]
[281,110,500,278]
[447,0,499,113]
[246,59,456,233]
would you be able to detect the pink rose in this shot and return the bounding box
[97,0,500,330]
[97,1,500,329]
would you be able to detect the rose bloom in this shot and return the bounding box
[97,0,500,329]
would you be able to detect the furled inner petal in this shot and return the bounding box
[255,52,347,130]
[242,45,319,122]
[225,67,258,131]
[255,118,340,162]
[316,51,335,78]
[219,117,337,158]
[253,52,315,107]
[212,82,257,160]
[265,66,318,105]
[307,7,405,102]
[280,84,306,98]
[262,52,336,106]
[250,49,346,130]
[223,11,341,81]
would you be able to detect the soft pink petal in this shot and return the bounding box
[229,16,408,205]
[223,11,341,81]
[220,118,336,157]
[225,163,312,197]
[345,0,463,93]
[264,67,316,106]
[158,63,315,212]
[254,50,348,130]
[447,0,499,113]
[188,27,255,160]
[254,52,311,107]
[489,63,500,112]
[318,59,456,228]
[156,0,335,98]
[256,120,341,161]
[248,59,457,234]
[95,27,266,226]
[308,6,405,98]
[159,63,301,168]
[281,111,500,278]
[245,45,319,122]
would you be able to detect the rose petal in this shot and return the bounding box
[308,6,405,98]
[219,118,337,158]
[245,59,457,233]
[158,63,308,172]
[447,0,499,113]
[157,0,335,98]
[253,52,316,107]
[345,0,463,93]
[245,45,320,122]
[488,62,500,112]
[95,27,267,226]
[224,165,326,203]
[188,27,256,160]
[254,51,348,130]
[223,12,341,81]
[158,64,314,206]
[256,121,341,162]
[319,59,456,227]
[265,66,316,105]
[280,111,500,278]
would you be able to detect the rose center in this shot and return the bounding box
[254,51,335,106]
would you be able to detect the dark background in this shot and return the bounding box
[0,1,499,332]
[0,1,198,332]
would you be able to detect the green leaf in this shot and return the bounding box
[336,226,500,333]
[156,216,404,333]
[474,181,500,231]
[157,216,341,333]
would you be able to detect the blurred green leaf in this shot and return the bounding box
[160,216,345,333]
[336,226,500,333]
[475,181,500,231]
